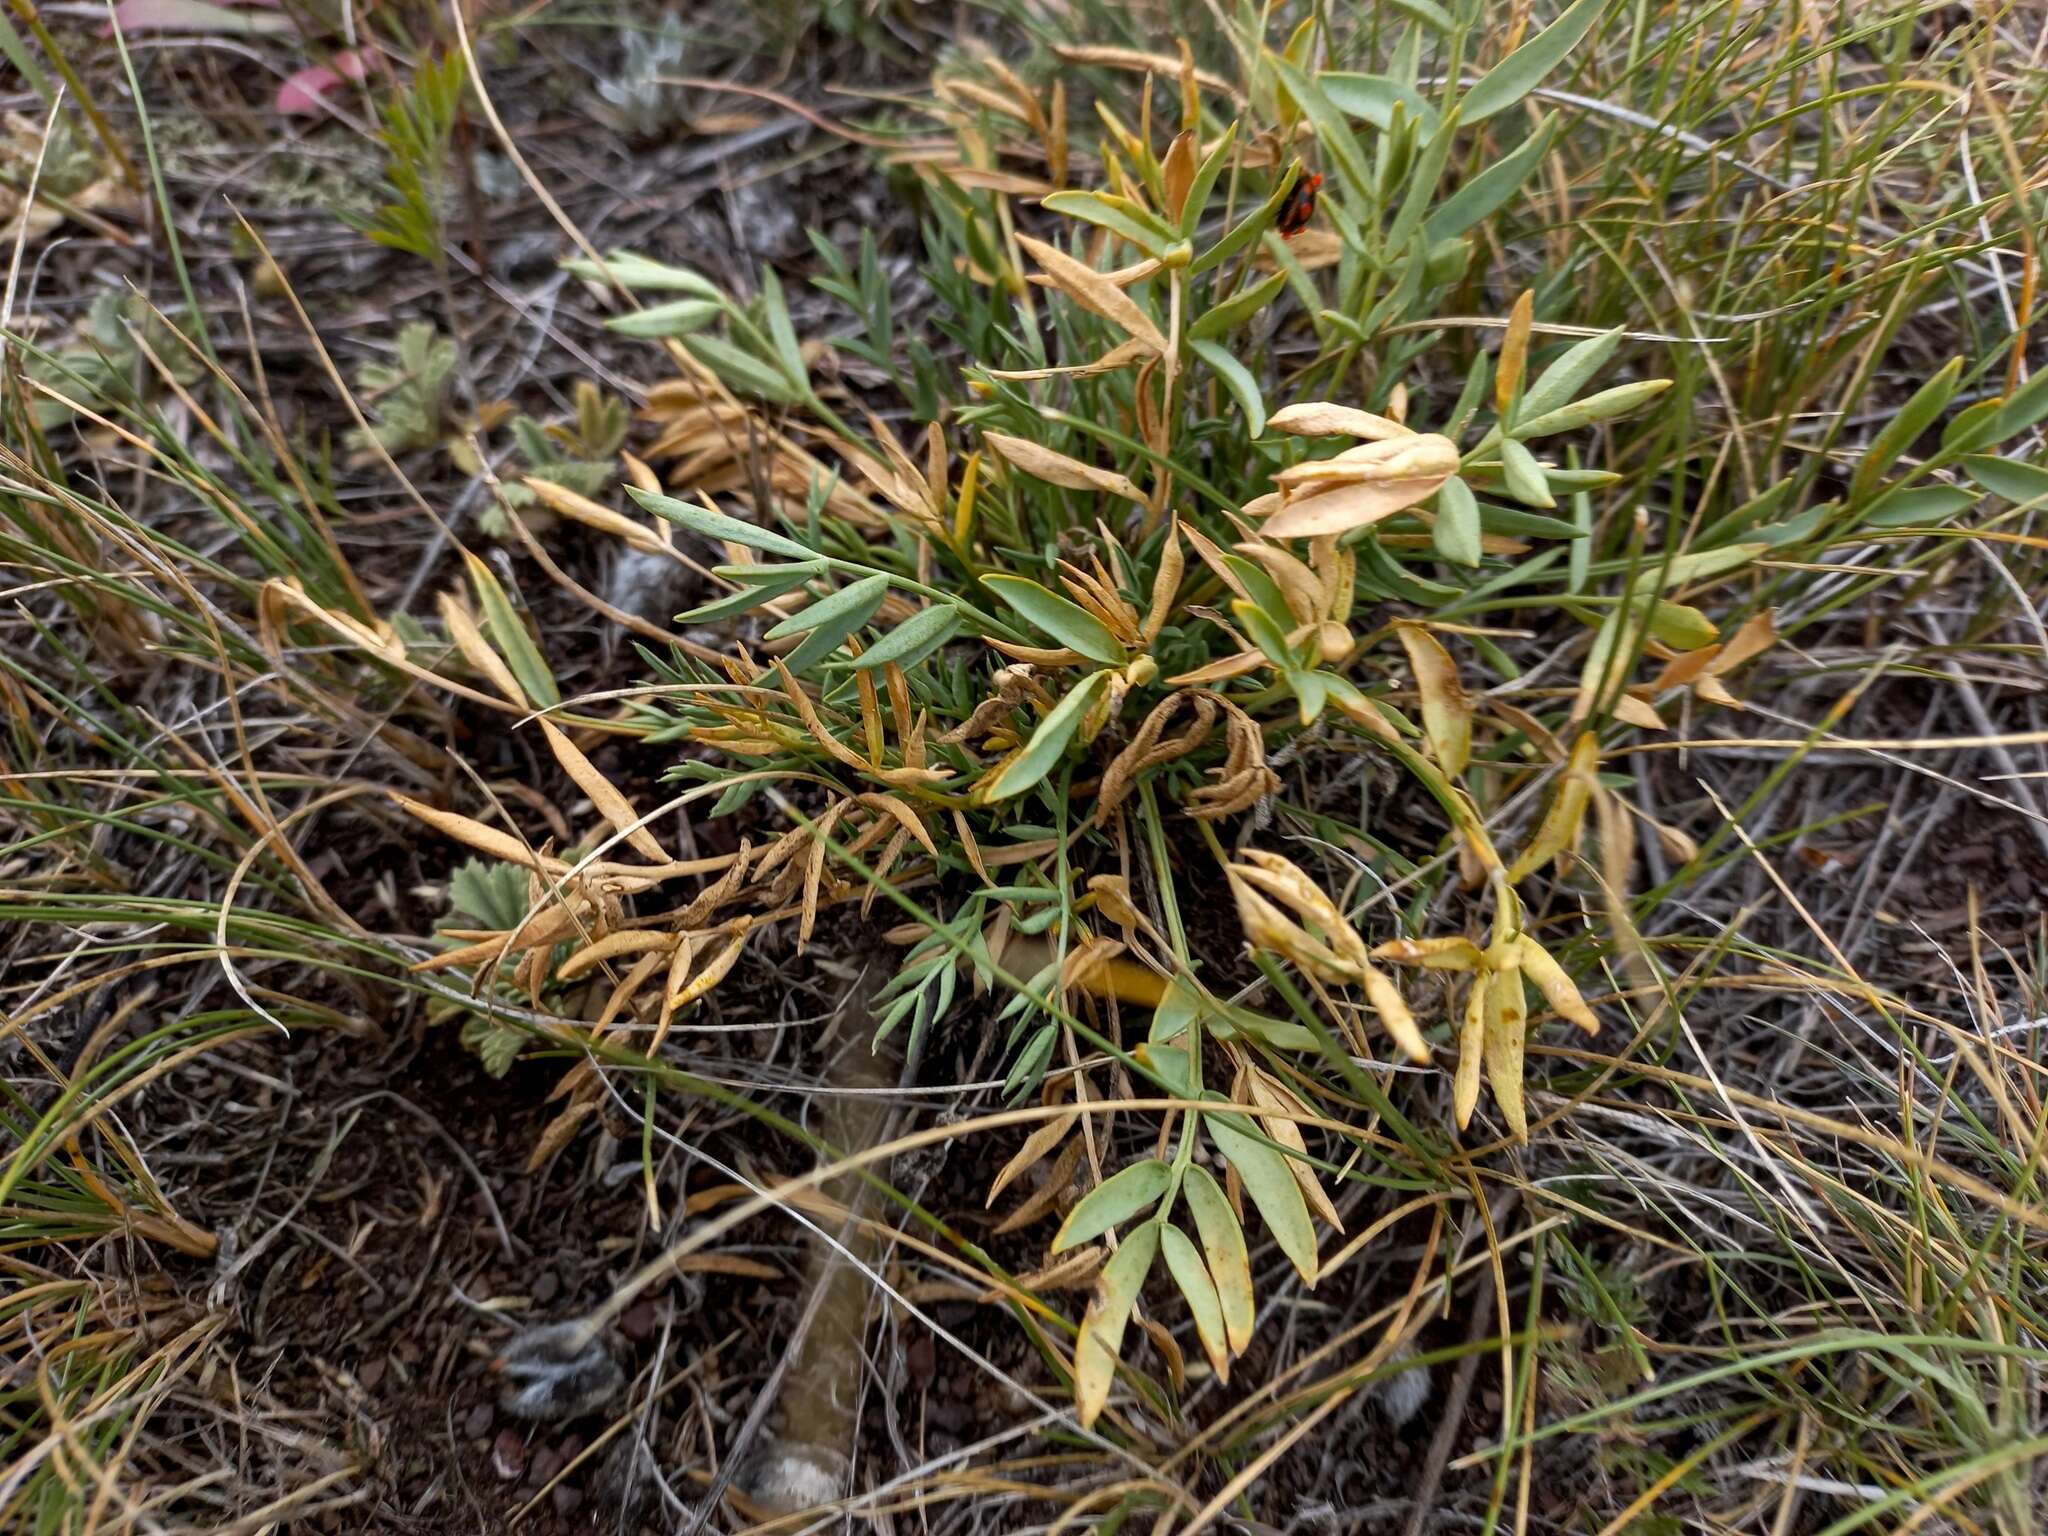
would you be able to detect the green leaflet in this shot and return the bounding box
[1178,121,1240,237]
[1513,379,1671,439]
[628,487,814,561]
[1191,338,1268,437]
[680,562,822,623]
[1963,454,2048,506]
[1161,1224,1232,1377]
[1518,328,1621,421]
[849,603,963,671]
[766,573,889,675]
[604,298,722,338]
[982,574,1127,664]
[461,550,558,708]
[1424,116,1557,244]
[983,670,1112,802]
[1499,438,1556,507]
[1052,1159,1171,1252]
[1848,357,1960,503]
[1182,1163,1255,1351]
[1043,190,1176,256]
[1188,271,1289,342]
[1460,0,1611,124]
[1205,1110,1317,1285]
[1434,475,1482,566]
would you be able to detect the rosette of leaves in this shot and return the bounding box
[480,381,630,536]
[349,321,457,457]
[544,5,2032,1427]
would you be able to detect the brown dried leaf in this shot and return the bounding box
[1497,290,1534,413]
[1266,402,1413,442]
[986,433,1147,503]
[538,718,668,862]
[1395,624,1473,776]
[1015,234,1166,353]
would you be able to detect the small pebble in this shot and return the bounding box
[532,1270,561,1304]
[906,1331,936,1390]
[620,1300,659,1344]
[357,1357,385,1391]
[529,1445,565,1487]
[491,1428,526,1481]
[552,1483,583,1516]
[463,1402,494,1439]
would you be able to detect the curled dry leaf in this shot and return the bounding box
[1014,233,1166,353]
[1266,402,1413,442]
[985,432,1148,504]
[1395,624,1473,777]
[1261,435,1460,539]
[1515,935,1601,1034]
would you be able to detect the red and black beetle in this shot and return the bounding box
[1276,170,1322,238]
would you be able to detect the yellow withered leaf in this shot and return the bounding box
[1455,975,1488,1129]
[1515,935,1601,1035]
[557,929,676,982]
[988,337,1151,381]
[1361,965,1430,1064]
[1176,39,1200,129]
[1612,693,1667,730]
[1507,731,1601,882]
[1266,401,1413,441]
[1374,935,1484,970]
[1483,949,1529,1141]
[436,591,525,707]
[669,925,749,1011]
[1395,624,1473,777]
[985,431,1148,503]
[522,478,668,555]
[1015,234,1166,353]
[1711,609,1778,676]
[393,795,545,871]
[1142,519,1185,644]
[1496,289,1534,414]
[987,1109,1079,1207]
[538,717,669,862]
[1162,129,1198,222]
[1072,1220,1159,1429]
[1262,436,1459,539]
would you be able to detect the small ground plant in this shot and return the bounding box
[6,0,2047,1529]
[393,6,2047,1440]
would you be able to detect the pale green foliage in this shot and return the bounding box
[349,321,456,455]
